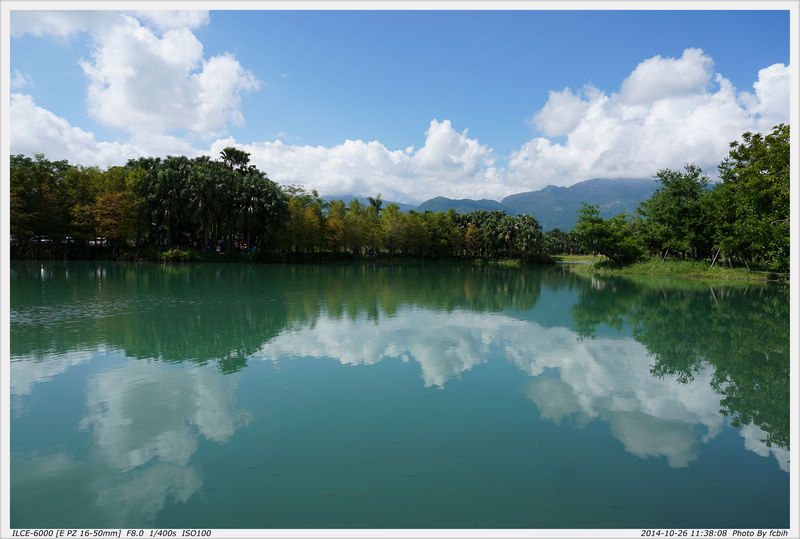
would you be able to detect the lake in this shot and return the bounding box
[8,261,790,530]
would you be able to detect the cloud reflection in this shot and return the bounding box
[259,307,781,470]
[12,361,250,527]
[79,362,250,471]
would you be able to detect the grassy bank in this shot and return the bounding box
[557,255,788,283]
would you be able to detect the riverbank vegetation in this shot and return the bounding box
[570,124,789,275]
[11,125,788,276]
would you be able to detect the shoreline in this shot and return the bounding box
[556,255,788,284]
[11,247,786,283]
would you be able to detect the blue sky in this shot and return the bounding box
[7,6,793,203]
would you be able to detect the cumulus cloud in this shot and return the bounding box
[740,62,791,123]
[80,15,258,136]
[513,49,790,190]
[10,93,140,166]
[204,49,788,201]
[12,10,256,144]
[11,93,205,165]
[531,86,593,137]
[208,119,505,203]
[620,48,714,104]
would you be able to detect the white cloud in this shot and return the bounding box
[741,63,791,124]
[620,48,714,104]
[206,50,788,201]
[80,15,258,137]
[12,10,256,141]
[512,49,790,189]
[531,86,593,137]
[10,93,139,166]
[208,119,505,204]
[10,94,210,166]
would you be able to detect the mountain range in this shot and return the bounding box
[325,177,659,232]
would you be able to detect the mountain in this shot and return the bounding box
[408,178,657,231]
[500,178,659,231]
[321,178,660,232]
[415,196,504,213]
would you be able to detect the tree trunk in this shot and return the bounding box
[710,248,720,268]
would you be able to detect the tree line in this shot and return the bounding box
[10,124,787,269]
[10,146,554,261]
[571,124,789,271]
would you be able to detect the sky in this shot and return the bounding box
[5,5,793,204]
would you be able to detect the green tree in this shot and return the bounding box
[572,203,643,264]
[380,203,404,257]
[10,154,71,242]
[712,124,789,270]
[513,214,544,260]
[219,146,251,171]
[326,199,348,253]
[637,164,713,260]
[344,199,366,254]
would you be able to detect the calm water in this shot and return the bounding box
[9,261,790,529]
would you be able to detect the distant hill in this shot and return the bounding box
[415,196,504,213]
[500,178,659,231]
[321,178,659,232]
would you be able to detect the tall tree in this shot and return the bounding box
[637,164,713,260]
[712,124,789,270]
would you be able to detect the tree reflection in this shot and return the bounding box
[10,261,544,372]
[570,274,789,449]
[11,261,788,450]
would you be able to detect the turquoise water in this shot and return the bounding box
[9,261,790,529]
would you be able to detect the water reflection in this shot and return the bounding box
[10,261,790,526]
[11,360,248,527]
[259,308,787,471]
[79,362,250,470]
